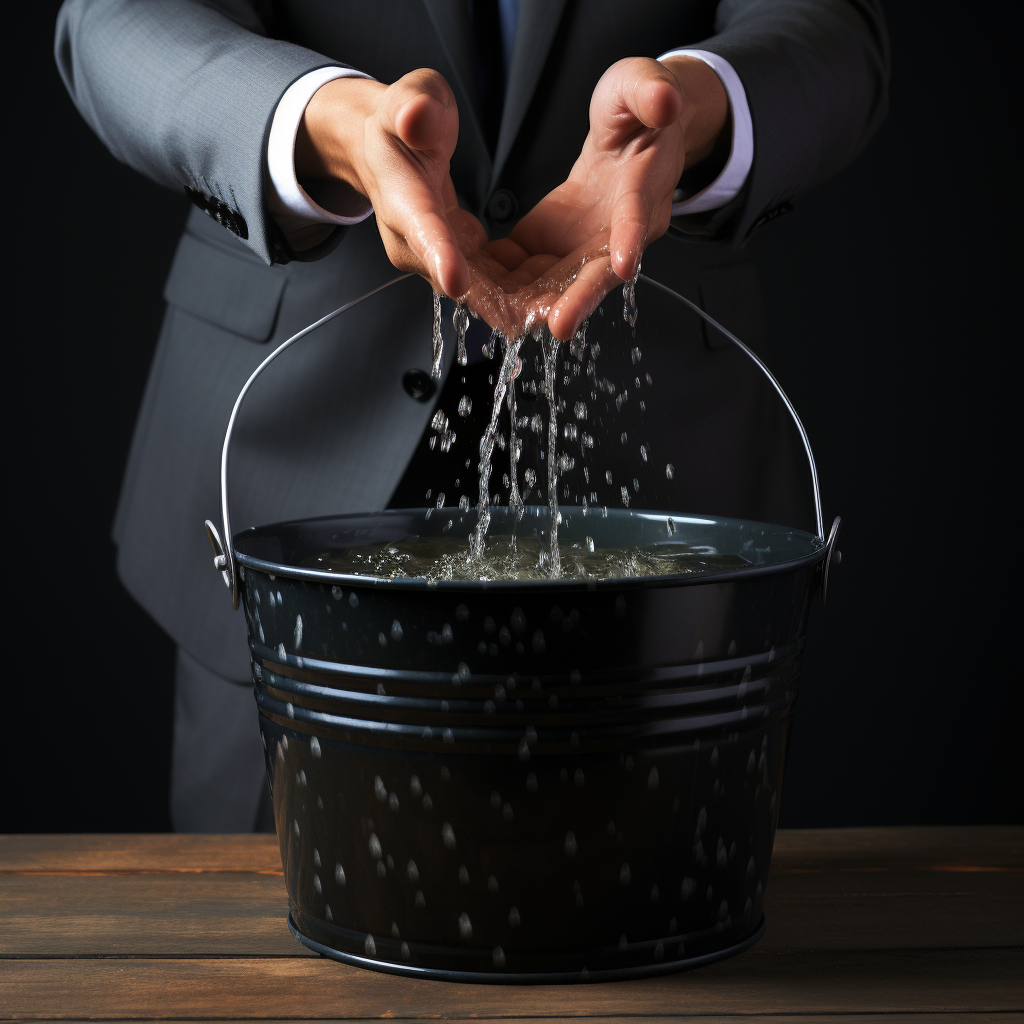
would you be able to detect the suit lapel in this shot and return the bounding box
[490,0,569,190]
[421,0,492,178]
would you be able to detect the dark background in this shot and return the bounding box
[7,4,1015,832]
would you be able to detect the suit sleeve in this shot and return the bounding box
[672,0,890,244]
[54,0,350,264]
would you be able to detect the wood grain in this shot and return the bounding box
[4,826,1020,875]
[2,829,1021,1021]
[3,867,1021,957]
[3,949,1021,1019]
[49,1018,1024,1024]
[0,833,283,874]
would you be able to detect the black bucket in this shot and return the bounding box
[204,276,841,982]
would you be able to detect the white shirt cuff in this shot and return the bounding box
[265,66,376,252]
[658,48,753,215]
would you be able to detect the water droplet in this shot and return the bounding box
[665,463,674,480]
[564,831,577,856]
[509,906,521,927]
[293,614,303,648]
[442,822,456,849]
[415,890,426,908]
[620,863,631,885]
[310,736,321,758]
[335,862,346,885]
[349,592,359,608]
[648,766,659,790]
[364,934,377,956]
[681,877,696,899]
[458,912,473,939]
[368,834,382,860]
[605,470,613,485]
[459,865,470,884]
[391,619,403,641]
[374,777,387,802]
[492,946,506,967]
[620,486,630,507]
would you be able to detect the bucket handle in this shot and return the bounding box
[205,272,839,611]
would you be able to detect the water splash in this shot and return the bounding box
[470,329,528,562]
[623,260,641,328]
[453,302,470,367]
[538,327,562,577]
[430,292,444,380]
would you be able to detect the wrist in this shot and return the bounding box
[295,77,386,194]
[660,55,728,167]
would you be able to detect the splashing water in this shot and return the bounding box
[453,302,470,367]
[622,261,641,328]
[430,292,444,380]
[425,243,642,578]
[470,329,529,563]
[538,327,563,577]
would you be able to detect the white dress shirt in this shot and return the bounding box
[265,42,753,250]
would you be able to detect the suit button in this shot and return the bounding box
[487,189,518,225]
[402,369,436,402]
[184,185,209,212]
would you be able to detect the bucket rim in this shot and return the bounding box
[233,507,826,592]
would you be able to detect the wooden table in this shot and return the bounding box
[2,827,1021,1021]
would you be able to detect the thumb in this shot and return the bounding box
[378,68,459,152]
[593,57,683,134]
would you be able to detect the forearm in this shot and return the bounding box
[682,0,889,239]
[55,0,349,262]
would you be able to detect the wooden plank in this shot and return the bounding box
[0,873,308,958]
[47,1018,1024,1024]
[3,827,1020,876]
[772,826,1024,872]
[3,868,1021,957]
[2,950,1021,1019]
[0,834,283,874]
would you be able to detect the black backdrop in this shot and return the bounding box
[6,4,1016,832]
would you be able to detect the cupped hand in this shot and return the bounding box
[484,55,728,340]
[297,69,496,302]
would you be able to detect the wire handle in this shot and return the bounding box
[206,273,832,609]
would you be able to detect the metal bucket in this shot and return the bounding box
[205,276,841,982]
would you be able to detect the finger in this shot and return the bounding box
[591,57,683,138]
[406,208,471,297]
[629,67,684,129]
[449,206,489,253]
[607,187,650,281]
[506,186,590,258]
[547,256,622,341]
[504,253,560,288]
[483,236,533,272]
[379,68,459,152]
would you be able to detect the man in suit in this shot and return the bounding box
[55,0,888,831]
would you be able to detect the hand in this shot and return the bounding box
[485,55,729,339]
[296,69,492,301]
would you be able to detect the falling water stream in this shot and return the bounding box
[427,265,643,579]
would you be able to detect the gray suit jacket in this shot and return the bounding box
[55,0,889,680]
